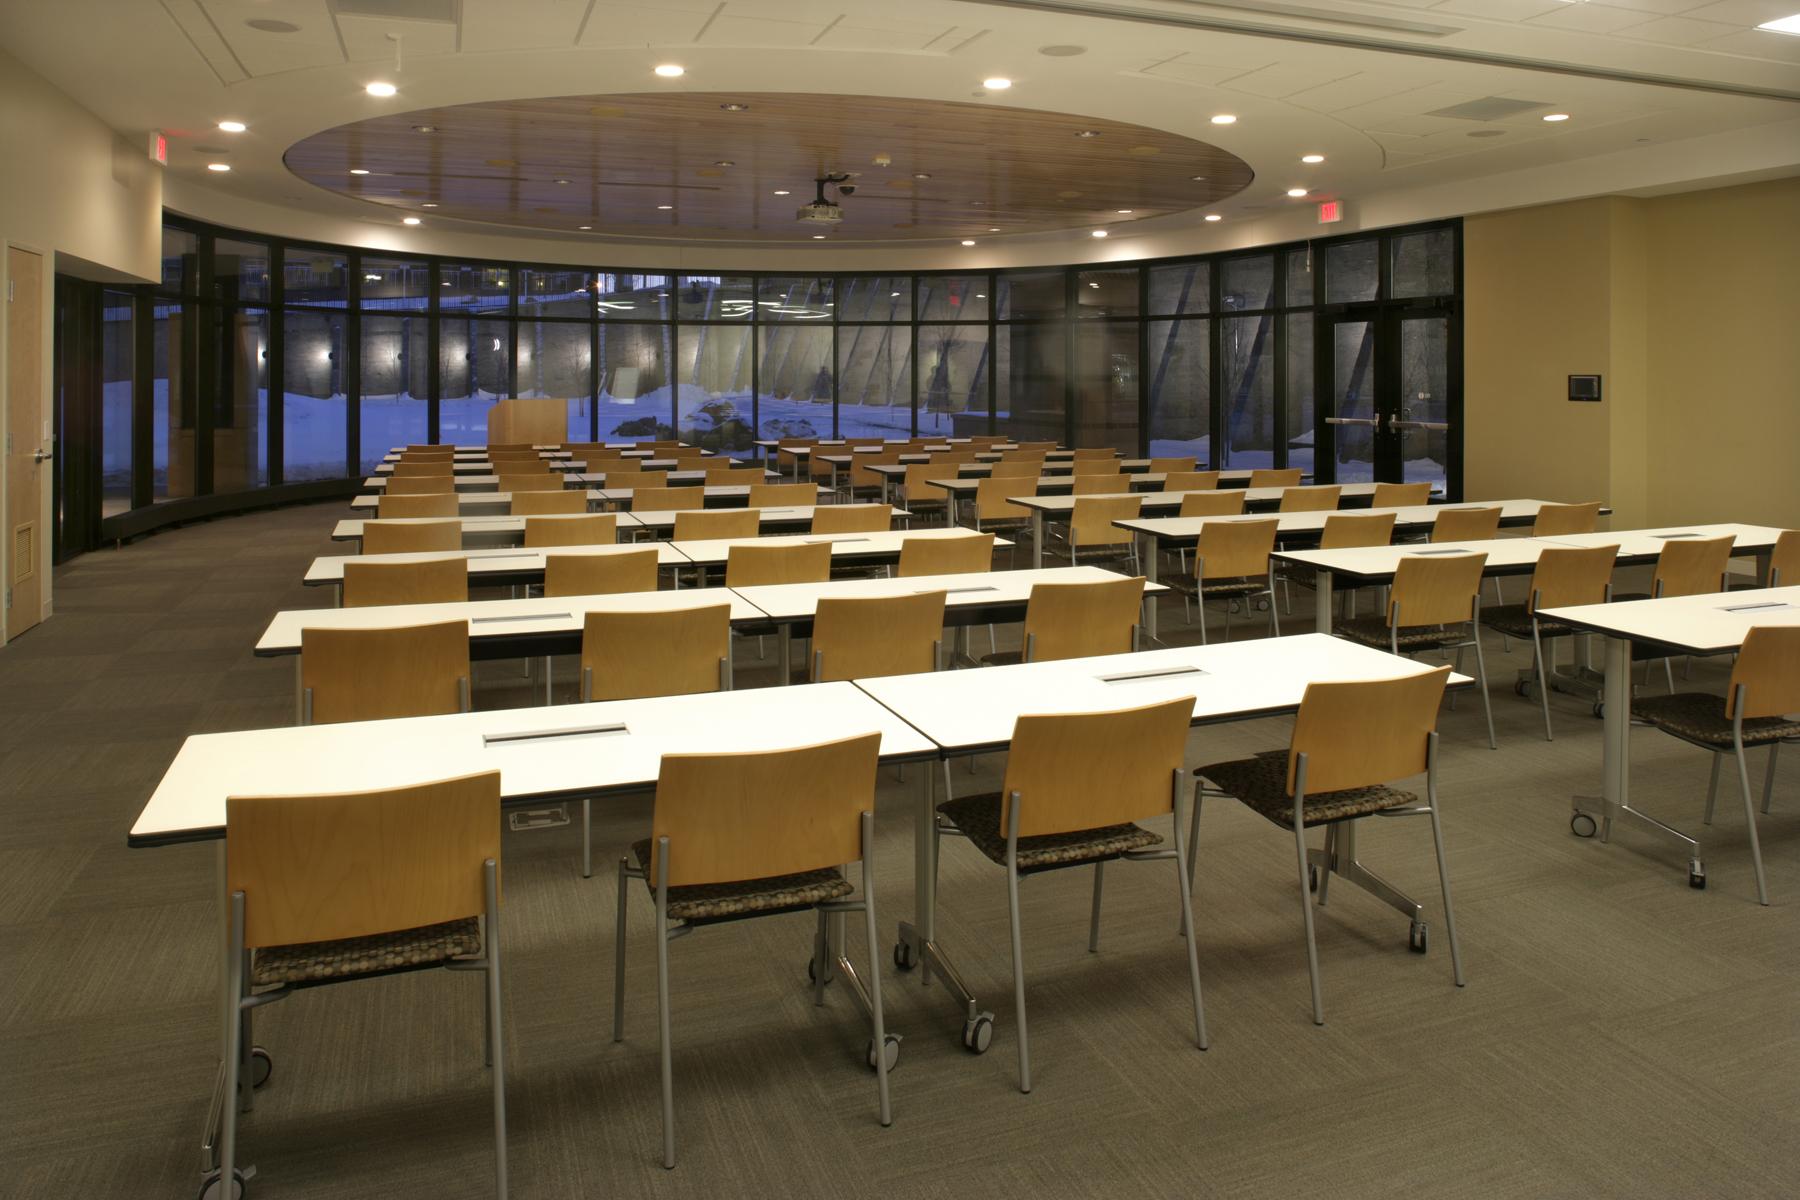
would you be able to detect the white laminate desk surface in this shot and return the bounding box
[1009,481,1445,516]
[349,489,606,513]
[330,513,629,543]
[129,682,936,846]
[1116,498,1590,542]
[670,527,1012,569]
[731,565,1162,623]
[855,633,1471,754]
[1542,585,1800,655]
[304,542,687,586]
[1272,537,1561,582]
[567,469,778,488]
[629,505,820,532]
[1535,523,1788,558]
[375,459,584,475]
[257,588,765,655]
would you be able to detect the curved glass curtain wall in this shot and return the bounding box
[92,214,1459,533]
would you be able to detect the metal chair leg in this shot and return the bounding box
[1292,819,1325,1026]
[1006,855,1031,1094]
[1425,758,1465,988]
[1763,743,1781,814]
[859,813,893,1127]
[1171,793,1209,1050]
[482,862,509,1198]
[1087,861,1105,953]
[1471,634,1497,750]
[219,895,246,1194]
[612,859,629,1042]
[582,799,593,879]
[1704,752,1723,825]
[1532,627,1554,742]
[655,840,676,1169]
[1733,745,1771,906]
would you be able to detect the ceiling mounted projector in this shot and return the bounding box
[797,173,852,225]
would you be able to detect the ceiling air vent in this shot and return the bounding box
[1427,97,1555,122]
[329,0,458,22]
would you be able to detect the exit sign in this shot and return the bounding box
[148,131,167,166]
[1317,199,1343,224]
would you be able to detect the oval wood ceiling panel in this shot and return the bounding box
[284,92,1254,243]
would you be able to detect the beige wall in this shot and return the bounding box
[1465,178,1800,532]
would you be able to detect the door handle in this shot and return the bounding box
[33,448,53,464]
[1324,417,1377,427]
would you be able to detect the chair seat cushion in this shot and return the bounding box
[1197,751,1418,828]
[1162,572,1264,598]
[979,650,1023,667]
[1630,692,1800,747]
[252,917,482,986]
[631,840,852,920]
[937,792,1160,872]
[1338,616,1470,650]
[1482,603,1577,639]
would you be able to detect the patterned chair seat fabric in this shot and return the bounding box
[1480,603,1581,639]
[630,840,853,920]
[1198,750,1419,829]
[1631,692,1800,747]
[937,792,1160,873]
[1162,572,1264,598]
[1337,616,1471,651]
[252,917,482,987]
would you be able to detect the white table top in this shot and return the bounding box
[1542,585,1800,656]
[1535,523,1785,558]
[625,504,908,532]
[566,469,778,488]
[374,458,584,475]
[257,588,766,656]
[129,682,936,846]
[855,634,1471,754]
[1007,481,1435,514]
[303,542,687,586]
[669,527,1011,570]
[385,445,564,454]
[330,513,628,543]
[349,489,607,513]
[1117,499,1593,542]
[730,565,1161,624]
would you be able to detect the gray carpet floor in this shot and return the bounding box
[1,502,1794,1200]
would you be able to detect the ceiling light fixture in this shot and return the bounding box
[1543,112,1570,121]
[421,202,438,208]
[555,178,571,185]
[654,64,685,77]
[1076,130,1100,138]
[350,168,370,175]
[1301,154,1325,163]
[773,190,791,196]
[1116,208,1133,214]
[206,162,231,172]
[217,120,246,133]
[413,124,436,133]
[365,81,397,97]
[962,239,976,246]
[720,103,749,112]
[1286,187,1308,197]
[913,172,932,180]
[402,217,421,225]
[1210,114,1236,125]
[1091,230,1108,238]
[812,234,826,240]
[1757,13,1800,33]
[657,204,673,210]
[988,227,1000,232]
[1190,175,1208,182]
[1204,214,1222,222]
[714,160,735,167]
[982,77,1012,89]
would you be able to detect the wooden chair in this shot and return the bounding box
[1061,495,1141,569]
[1337,553,1496,749]
[392,459,454,477]
[988,460,1040,478]
[1162,470,1222,493]
[1615,535,1735,690]
[973,477,1036,556]
[748,482,818,507]
[385,475,455,496]
[673,508,760,541]
[1178,492,1246,517]
[934,698,1207,1092]
[614,734,892,1166]
[543,548,659,596]
[1070,447,1116,461]
[402,444,454,457]
[725,540,832,587]
[631,486,706,512]
[1148,456,1198,473]
[1071,475,1128,496]
[1761,529,1799,587]
[1166,518,1279,642]
[601,467,651,490]
[1630,625,1800,906]
[362,520,461,556]
[897,531,995,578]
[846,448,901,502]
[900,463,961,525]
[1282,512,1399,620]
[1371,482,1432,508]
[809,591,945,681]
[299,621,470,724]
[526,514,618,548]
[1195,666,1462,1024]
[1069,459,1122,477]
[379,492,459,519]
[981,575,1145,666]
[342,557,466,609]
[1530,501,1604,536]
[1278,486,1342,513]
[1429,506,1502,542]
[510,490,588,516]
[218,771,506,1200]
[703,462,755,483]
[497,473,564,494]
[1483,544,1618,741]
[1249,468,1304,488]
[811,504,892,534]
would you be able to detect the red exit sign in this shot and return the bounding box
[148,131,167,166]
[1317,199,1343,224]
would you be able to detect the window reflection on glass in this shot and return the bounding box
[678,325,756,451]
[214,239,270,304]
[1324,240,1378,304]
[284,248,347,307]
[757,276,833,322]
[1332,320,1376,484]
[839,277,910,323]
[918,275,987,322]
[101,291,134,516]
[995,324,1065,444]
[917,325,989,440]
[1220,315,1275,468]
[160,227,197,295]
[1148,262,1209,317]
[757,324,832,448]
[1147,319,1209,461]
[283,310,345,480]
[1391,228,1455,299]
[440,264,512,313]
[1399,316,1449,487]
[213,306,269,491]
[996,270,1062,320]
[1072,322,1139,452]
[362,258,430,310]
[1221,255,1274,311]
[678,276,753,321]
[438,317,510,443]
[359,314,427,468]
[594,273,672,320]
[1075,268,1138,318]
[151,301,192,502]
[1285,248,1314,308]
[522,270,595,318]
[597,324,672,444]
[1284,312,1314,478]
[840,322,913,440]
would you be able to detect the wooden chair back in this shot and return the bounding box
[1319,511,1397,550]
[227,771,501,949]
[901,462,961,505]
[1388,553,1487,627]
[1769,529,1799,587]
[649,733,881,887]
[545,548,659,596]
[1370,482,1431,508]
[385,475,454,496]
[1148,456,1197,473]
[1178,491,1246,517]
[1430,506,1502,543]
[391,460,453,478]
[704,462,754,483]
[488,453,548,470]
[510,489,588,516]
[812,591,946,682]
[673,508,761,541]
[486,443,533,452]
[1527,544,1617,612]
[582,604,730,701]
[1249,468,1304,488]
[1278,485,1342,513]
[1194,518,1278,580]
[1070,448,1116,461]
[850,447,902,489]
[1070,459,1122,477]
[748,482,818,507]
[811,504,892,534]
[1288,666,1451,795]
[1071,475,1127,496]
[378,492,460,519]
[1162,470,1222,492]
[1000,450,1048,467]
[632,486,706,511]
[1001,698,1193,837]
[1023,575,1145,661]
[362,520,461,556]
[1652,536,1733,598]
[525,514,618,548]
[343,557,466,608]
[976,476,1036,522]
[1070,495,1141,549]
[497,473,564,494]
[725,540,832,587]
[600,466,651,489]
[402,444,453,456]
[989,460,1041,478]
[897,531,995,577]
[1530,501,1603,536]
[300,621,470,724]
[1729,625,1800,720]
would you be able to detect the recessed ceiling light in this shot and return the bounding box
[812,234,826,240]
[1301,154,1324,163]
[976,293,986,299]
[1076,130,1100,139]
[1543,112,1570,122]
[773,190,791,196]
[555,178,571,185]
[206,162,231,172]
[1757,14,1800,33]
[421,202,438,208]
[1210,114,1236,125]
[1115,208,1133,214]
[657,204,673,210]
[654,64,685,77]
[1092,230,1108,238]
[1088,281,1100,288]
[413,124,436,134]
[714,160,735,167]
[1190,175,1208,182]
[402,217,421,225]
[1286,187,1308,197]
[913,173,932,180]
[217,120,246,133]
[365,81,397,97]
[350,168,370,175]
[720,103,749,112]
[988,227,1000,232]
[890,292,901,297]
[246,18,299,33]
[961,239,977,246]
[577,225,592,231]
[1040,44,1086,56]
[982,77,1012,89]
[1204,214,1222,222]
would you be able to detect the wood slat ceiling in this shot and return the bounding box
[283,92,1255,243]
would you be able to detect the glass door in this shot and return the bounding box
[1321,308,1454,489]
[1324,316,1376,483]
[1393,312,1451,489]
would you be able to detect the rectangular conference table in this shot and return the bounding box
[854,634,1471,1045]
[671,528,1012,578]
[624,505,906,538]
[373,458,587,475]
[330,512,642,548]
[349,489,609,515]
[1540,584,1800,892]
[362,464,769,492]
[302,543,689,603]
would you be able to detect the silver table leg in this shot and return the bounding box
[1141,533,1160,643]
[896,759,996,1053]
[1313,569,1334,635]
[1031,509,1045,571]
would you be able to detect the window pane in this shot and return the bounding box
[595,272,671,320]
[101,292,133,516]
[160,226,197,295]
[757,324,833,444]
[995,324,1065,444]
[918,275,988,322]
[1147,319,1210,462]
[360,314,428,467]
[1221,255,1274,311]
[1285,248,1315,308]
[1219,315,1275,468]
[284,247,347,307]
[522,269,594,317]
[678,325,758,451]
[598,324,673,443]
[758,276,833,322]
[282,310,346,480]
[519,321,590,414]
[838,277,910,323]
[678,275,752,321]
[996,270,1062,320]
[213,307,270,491]
[150,301,192,502]
[1072,322,1138,452]
[438,317,511,443]
[1332,320,1376,484]
[1324,239,1378,304]
[1390,228,1454,299]
[441,264,512,314]
[1148,262,1209,316]
[839,323,912,439]
[361,257,430,310]
[918,325,989,440]
[214,239,270,304]
[1076,267,1138,318]
[1284,313,1314,478]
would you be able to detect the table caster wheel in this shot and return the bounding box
[1307,865,1320,894]
[1688,861,1706,890]
[961,1013,994,1055]
[1408,921,1429,954]
[806,957,833,986]
[1570,812,1598,839]
[1514,680,1528,698]
[1592,701,1605,720]
[867,1033,901,1072]
[198,1167,250,1200]
[249,1046,272,1091]
[892,940,917,971]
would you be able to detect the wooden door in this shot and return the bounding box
[7,246,45,638]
